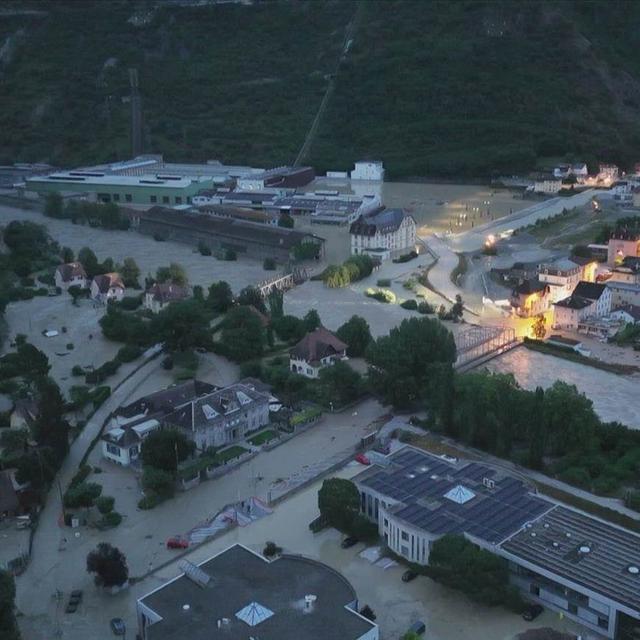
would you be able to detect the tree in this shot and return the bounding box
[207,281,233,313]
[95,495,115,515]
[293,242,320,261]
[318,361,363,407]
[33,377,69,461]
[68,285,85,306]
[532,314,546,339]
[237,286,266,313]
[120,257,140,288]
[366,317,456,408]
[336,315,372,357]
[86,543,128,588]
[451,294,464,320]
[17,342,50,380]
[44,192,64,218]
[360,605,376,621]
[4,221,51,261]
[150,300,211,352]
[142,466,175,499]
[156,263,188,287]
[220,306,265,362]
[318,478,360,532]
[263,257,277,270]
[0,569,21,640]
[78,247,100,278]
[427,535,522,611]
[61,246,75,263]
[272,315,306,343]
[278,213,294,228]
[140,429,194,475]
[64,482,102,509]
[303,309,321,332]
[267,288,284,319]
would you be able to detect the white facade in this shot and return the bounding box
[54,268,87,291]
[538,264,582,303]
[533,179,562,194]
[289,354,341,379]
[607,281,640,308]
[90,276,124,303]
[350,214,417,260]
[351,161,385,182]
[553,288,612,329]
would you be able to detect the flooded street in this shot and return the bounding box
[309,177,530,233]
[485,348,640,429]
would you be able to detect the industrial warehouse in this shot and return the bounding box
[354,447,640,639]
[129,206,324,262]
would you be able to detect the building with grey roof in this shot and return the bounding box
[354,446,640,638]
[136,543,378,640]
[349,208,417,261]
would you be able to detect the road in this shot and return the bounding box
[16,394,386,639]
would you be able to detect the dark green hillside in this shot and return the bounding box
[1,0,639,177]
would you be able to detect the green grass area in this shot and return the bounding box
[1,2,640,175]
[215,445,249,464]
[247,429,278,446]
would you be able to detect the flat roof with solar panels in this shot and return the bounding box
[355,446,553,545]
[136,544,377,640]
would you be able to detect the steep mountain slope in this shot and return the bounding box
[0,0,639,177]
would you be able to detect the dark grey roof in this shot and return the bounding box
[355,448,552,545]
[554,295,593,310]
[141,207,323,250]
[139,544,375,640]
[165,384,269,431]
[501,506,640,613]
[350,208,412,236]
[573,281,607,300]
[513,279,548,296]
[117,380,217,420]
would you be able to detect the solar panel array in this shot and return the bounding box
[361,448,552,545]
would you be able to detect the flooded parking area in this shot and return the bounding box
[485,348,640,429]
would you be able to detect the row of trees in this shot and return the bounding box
[44,193,130,230]
[323,255,374,288]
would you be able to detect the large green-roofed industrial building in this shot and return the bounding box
[25,170,215,206]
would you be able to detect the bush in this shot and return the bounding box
[66,343,74,350]
[98,511,122,528]
[138,494,161,510]
[417,301,434,314]
[558,466,591,490]
[400,299,418,310]
[364,288,395,303]
[64,481,102,508]
[263,257,277,270]
[377,278,391,287]
[392,250,418,264]
[69,464,92,488]
[95,495,115,514]
[116,344,142,363]
[118,296,142,311]
[197,240,212,256]
[71,365,85,376]
[263,541,282,557]
[223,249,237,261]
[153,233,166,242]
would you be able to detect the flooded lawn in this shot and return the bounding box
[485,348,640,429]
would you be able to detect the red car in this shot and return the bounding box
[355,453,371,465]
[166,537,189,550]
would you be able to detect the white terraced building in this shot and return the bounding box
[349,208,417,261]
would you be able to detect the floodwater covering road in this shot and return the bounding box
[485,348,640,429]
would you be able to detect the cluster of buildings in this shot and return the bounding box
[508,229,640,337]
[529,162,640,200]
[354,446,640,639]
[54,260,190,310]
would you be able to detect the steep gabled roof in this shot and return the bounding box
[147,283,189,304]
[56,261,87,282]
[290,326,347,364]
[92,272,124,293]
[573,281,607,301]
[349,208,412,236]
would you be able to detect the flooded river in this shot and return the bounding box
[485,348,640,429]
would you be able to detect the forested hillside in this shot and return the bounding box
[1,0,639,178]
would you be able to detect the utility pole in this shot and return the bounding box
[129,68,143,157]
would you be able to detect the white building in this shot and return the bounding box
[350,208,417,261]
[143,283,189,313]
[533,178,562,194]
[606,280,640,309]
[289,326,347,379]
[553,281,612,329]
[354,446,640,640]
[54,262,88,291]
[90,273,125,303]
[351,161,385,182]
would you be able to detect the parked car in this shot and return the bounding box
[166,536,189,550]
[402,570,418,582]
[522,604,544,621]
[341,536,358,549]
[355,453,370,465]
[408,620,426,635]
[110,618,126,636]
